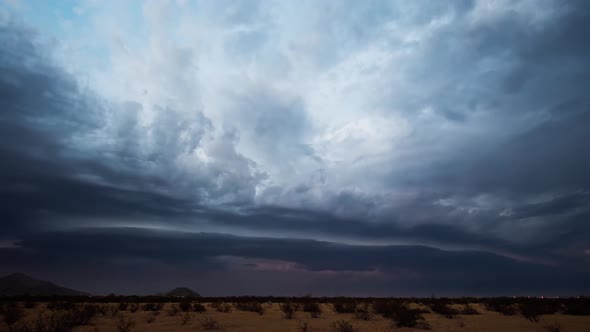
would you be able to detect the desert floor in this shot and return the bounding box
[7,303,590,332]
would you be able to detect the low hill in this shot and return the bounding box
[163,287,201,297]
[0,273,88,296]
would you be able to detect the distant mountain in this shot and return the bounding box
[0,273,88,296]
[163,287,201,297]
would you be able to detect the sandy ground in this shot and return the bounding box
[8,303,590,332]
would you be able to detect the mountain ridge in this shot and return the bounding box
[0,273,88,296]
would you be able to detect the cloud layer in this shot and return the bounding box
[1,0,589,295]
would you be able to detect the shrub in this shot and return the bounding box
[302,302,322,318]
[31,310,77,332]
[141,303,162,311]
[181,312,191,325]
[146,313,157,324]
[280,303,296,319]
[192,303,207,313]
[563,298,590,315]
[333,302,357,314]
[116,314,135,332]
[331,320,358,332]
[3,303,25,327]
[519,300,558,322]
[179,301,192,312]
[46,302,75,311]
[390,303,430,329]
[372,299,397,317]
[166,304,180,316]
[128,303,139,313]
[430,302,459,319]
[198,316,222,330]
[118,303,128,311]
[71,304,98,325]
[210,302,232,313]
[235,302,265,315]
[484,300,517,316]
[354,304,373,321]
[460,304,480,315]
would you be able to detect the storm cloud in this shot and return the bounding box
[0,0,589,295]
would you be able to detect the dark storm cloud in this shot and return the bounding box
[1,1,590,296]
[2,228,588,295]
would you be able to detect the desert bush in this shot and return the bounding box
[141,303,162,311]
[146,313,157,324]
[22,310,86,332]
[354,304,373,321]
[198,316,222,330]
[333,302,357,314]
[116,314,135,332]
[128,303,139,313]
[372,299,397,317]
[3,303,25,327]
[331,320,358,332]
[430,302,459,318]
[192,303,207,313]
[166,304,180,316]
[46,302,75,311]
[181,312,191,325]
[235,302,265,315]
[118,302,128,311]
[217,303,233,313]
[179,301,192,312]
[563,298,590,315]
[70,304,98,325]
[519,300,559,322]
[460,304,480,315]
[280,303,297,319]
[302,302,322,318]
[484,300,517,316]
[389,302,430,329]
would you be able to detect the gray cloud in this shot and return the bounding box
[1,1,590,295]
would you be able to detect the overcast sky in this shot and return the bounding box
[1,0,589,296]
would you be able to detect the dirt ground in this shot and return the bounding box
[10,303,590,332]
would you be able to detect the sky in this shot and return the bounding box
[0,0,589,296]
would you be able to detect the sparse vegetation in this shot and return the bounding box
[166,304,180,316]
[128,303,139,313]
[146,312,157,323]
[210,302,232,313]
[181,312,191,325]
[430,301,459,318]
[235,302,265,315]
[198,316,222,330]
[116,313,135,332]
[460,304,480,315]
[280,302,296,319]
[333,301,357,314]
[331,320,358,332]
[389,302,430,329]
[302,301,322,318]
[2,302,24,328]
[192,302,207,313]
[354,304,373,321]
[141,303,163,311]
[1,296,589,331]
[179,301,192,312]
